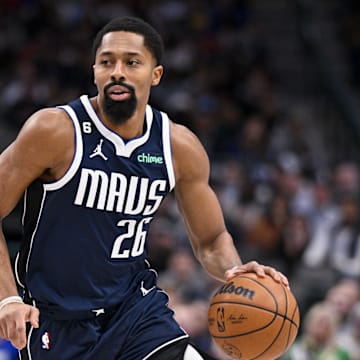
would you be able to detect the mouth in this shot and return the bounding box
[107,85,132,101]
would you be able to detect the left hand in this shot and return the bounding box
[224,261,289,288]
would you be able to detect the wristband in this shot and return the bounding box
[0,296,24,311]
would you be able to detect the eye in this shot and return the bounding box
[100,59,111,66]
[128,59,140,66]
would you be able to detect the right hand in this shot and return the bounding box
[0,302,39,349]
[224,261,289,287]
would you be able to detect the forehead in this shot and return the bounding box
[97,31,151,58]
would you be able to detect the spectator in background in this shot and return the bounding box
[289,190,360,315]
[329,194,360,280]
[325,278,360,337]
[272,151,315,219]
[280,212,310,275]
[242,194,289,270]
[300,187,340,271]
[225,113,273,184]
[281,302,350,360]
[158,248,214,303]
[336,302,360,360]
[333,162,360,200]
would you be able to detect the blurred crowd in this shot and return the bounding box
[1,0,360,359]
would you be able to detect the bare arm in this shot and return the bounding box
[171,123,288,284]
[0,107,74,348]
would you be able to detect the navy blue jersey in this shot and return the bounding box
[15,95,175,312]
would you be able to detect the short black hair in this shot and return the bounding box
[92,16,164,65]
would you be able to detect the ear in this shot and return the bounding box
[151,65,163,87]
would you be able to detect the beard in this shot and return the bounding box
[102,81,137,125]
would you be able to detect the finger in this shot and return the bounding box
[263,266,290,287]
[250,261,267,277]
[224,269,237,281]
[224,262,264,280]
[6,305,39,350]
[279,272,290,288]
[238,261,266,277]
[26,306,40,328]
[263,266,279,279]
[224,265,244,280]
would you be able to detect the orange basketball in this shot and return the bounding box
[208,273,300,360]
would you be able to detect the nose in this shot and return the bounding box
[111,61,125,81]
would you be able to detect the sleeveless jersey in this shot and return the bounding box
[15,95,175,312]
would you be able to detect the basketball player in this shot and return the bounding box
[0,17,288,359]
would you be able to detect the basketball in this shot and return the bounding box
[208,273,300,360]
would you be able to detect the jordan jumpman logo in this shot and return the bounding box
[90,139,108,161]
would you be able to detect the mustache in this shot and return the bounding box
[104,81,135,95]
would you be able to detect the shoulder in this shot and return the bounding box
[15,106,75,154]
[20,107,73,137]
[170,121,210,183]
[11,106,76,180]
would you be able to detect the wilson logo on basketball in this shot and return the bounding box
[215,281,255,300]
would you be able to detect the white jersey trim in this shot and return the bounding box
[80,95,154,158]
[142,334,189,360]
[43,105,83,191]
[15,188,47,291]
[161,112,176,190]
[25,325,34,360]
[25,190,48,288]
[14,252,23,288]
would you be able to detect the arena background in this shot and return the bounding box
[1,0,360,359]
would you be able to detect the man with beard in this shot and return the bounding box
[0,17,288,359]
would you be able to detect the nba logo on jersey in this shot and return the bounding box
[41,332,51,350]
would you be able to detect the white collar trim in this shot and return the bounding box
[80,95,153,158]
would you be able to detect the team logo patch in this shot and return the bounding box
[41,331,51,350]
